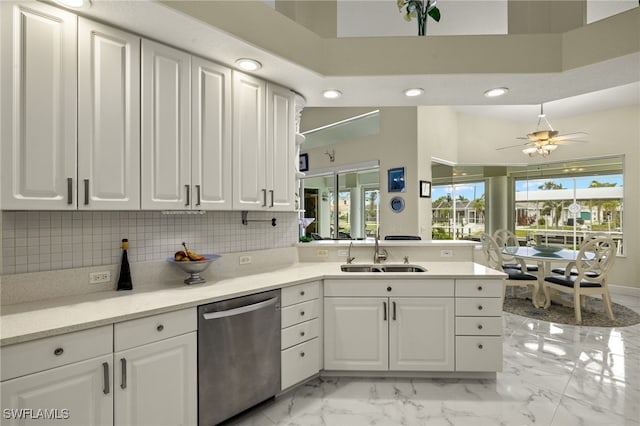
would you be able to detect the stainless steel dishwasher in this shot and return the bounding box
[198,289,281,426]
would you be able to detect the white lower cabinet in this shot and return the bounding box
[323,280,455,372]
[0,326,114,426]
[113,308,197,426]
[454,279,504,372]
[280,282,322,390]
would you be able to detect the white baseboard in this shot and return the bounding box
[609,284,640,298]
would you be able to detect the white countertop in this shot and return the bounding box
[0,261,503,346]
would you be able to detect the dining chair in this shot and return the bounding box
[492,229,539,272]
[550,233,608,278]
[481,233,542,308]
[542,236,617,324]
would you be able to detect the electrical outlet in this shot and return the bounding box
[337,250,348,257]
[440,250,453,258]
[316,249,329,257]
[239,255,252,265]
[89,271,111,284]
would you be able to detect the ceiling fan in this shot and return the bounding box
[497,104,588,157]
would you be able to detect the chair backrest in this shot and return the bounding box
[480,233,504,272]
[493,229,520,258]
[576,236,617,283]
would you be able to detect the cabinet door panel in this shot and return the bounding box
[233,71,266,210]
[141,39,191,209]
[191,57,232,209]
[266,83,295,210]
[78,18,140,210]
[324,297,388,371]
[0,355,113,426]
[389,298,455,371]
[1,2,76,209]
[115,333,197,426]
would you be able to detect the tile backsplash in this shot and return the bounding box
[1,210,298,275]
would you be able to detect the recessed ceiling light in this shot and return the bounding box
[235,58,262,72]
[52,0,91,8]
[483,87,509,98]
[404,88,424,97]
[322,89,342,99]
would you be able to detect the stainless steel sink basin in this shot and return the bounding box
[340,264,427,273]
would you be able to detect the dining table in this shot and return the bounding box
[501,246,589,307]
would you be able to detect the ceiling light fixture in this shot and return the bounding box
[404,88,424,97]
[483,87,509,98]
[52,0,91,8]
[235,58,262,72]
[322,89,342,99]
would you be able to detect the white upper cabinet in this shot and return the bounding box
[141,39,191,210]
[266,83,296,210]
[78,18,140,210]
[191,56,233,210]
[232,71,267,210]
[1,1,77,210]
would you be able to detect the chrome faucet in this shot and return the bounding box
[346,241,355,264]
[373,230,388,264]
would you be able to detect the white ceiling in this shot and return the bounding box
[80,0,639,121]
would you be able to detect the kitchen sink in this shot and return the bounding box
[340,264,427,273]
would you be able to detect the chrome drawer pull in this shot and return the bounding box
[300,290,305,296]
[477,324,483,330]
[300,331,305,337]
[300,351,305,358]
[157,324,164,332]
[300,311,305,316]
[478,344,484,350]
[54,347,64,356]
[477,305,483,311]
[477,285,483,291]
[387,286,392,292]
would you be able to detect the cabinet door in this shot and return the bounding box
[141,39,191,210]
[114,333,197,426]
[191,56,232,210]
[266,83,296,211]
[232,71,266,210]
[324,297,388,371]
[78,18,140,210]
[0,355,113,426]
[1,1,77,210]
[389,298,455,371]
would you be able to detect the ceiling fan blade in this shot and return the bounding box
[496,142,530,151]
[552,139,589,145]
[554,132,588,141]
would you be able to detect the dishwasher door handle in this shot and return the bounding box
[202,297,279,320]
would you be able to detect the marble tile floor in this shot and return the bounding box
[225,293,640,426]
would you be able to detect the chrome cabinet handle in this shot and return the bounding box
[383,301,387,321]
[477,305,483,311]
[120,358,127,389]
[157,324,164,332]
[54,347,64,356]
[83,179,89,205]
[477,324,484,330]
[392,301,397,321]
[196,185,201,206]
[300,290,305,296]
[300,331,305,337]
[185,185,190,207]
[300,310,305,316]
[477,285,483,291]
[269,189,274,207]
[478,344,484,350]
[67,178,73,205]
[102,362,110,394]
[300,351,305,358]
[262,189,267,207]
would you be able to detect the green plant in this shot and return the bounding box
[397,0,441,36]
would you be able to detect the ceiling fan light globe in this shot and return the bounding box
[546,144,559,151]
[523,147,537,155]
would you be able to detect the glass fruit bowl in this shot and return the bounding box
[167,254,221,285]
[531,245,563,255]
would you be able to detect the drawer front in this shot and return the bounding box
[282,281,320,307]
[281,318,320,350]
[456,317,503,336]
[455,279,503,298]
[455,336,503,372]
[281,338,320,390]
[324,279,454,298]
[281,299,320,328]
[455,298,502,317]
[1,325,113,381]
[114,308,196,351]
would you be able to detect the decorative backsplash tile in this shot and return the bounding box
[1,211,298,275]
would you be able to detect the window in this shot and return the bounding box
[301,163,379,240]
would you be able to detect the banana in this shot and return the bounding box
[182,242,205,261]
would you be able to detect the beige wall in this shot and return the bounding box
[301,107,420,237]
[276,0,337,38]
